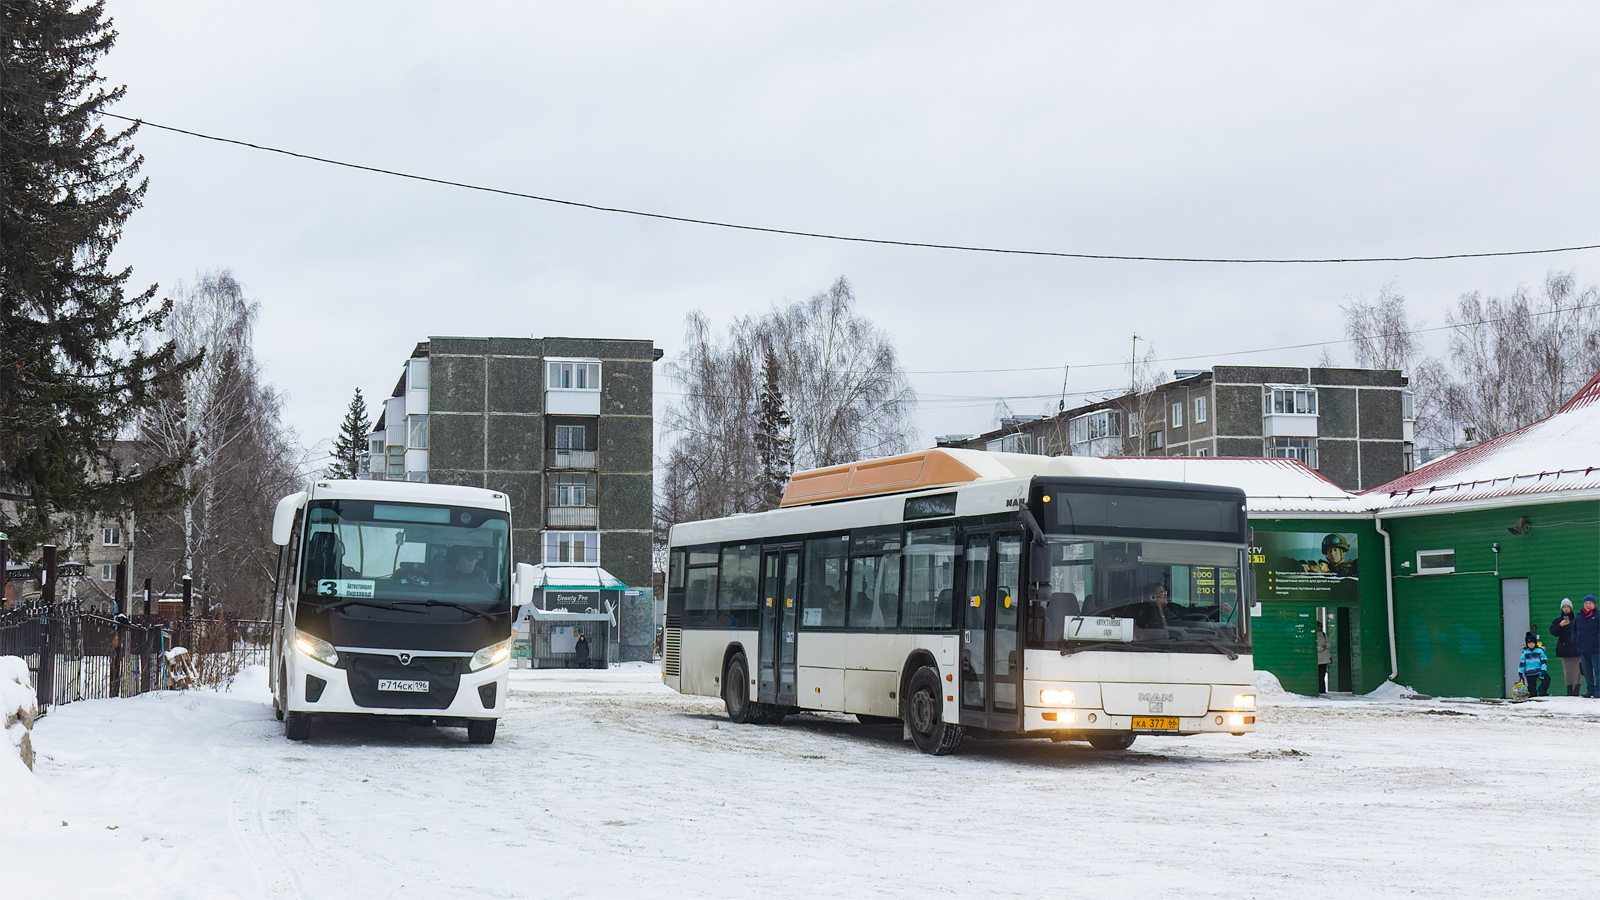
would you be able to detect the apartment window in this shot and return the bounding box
[1148,431,1164,450]
[1416,549,1455,575]
[1069,410,1120,445]
[549,472,597,507]
[102,526,120,546]
[1195,447,1210,457]
[1170,401,1184,428]
[408,415,429,450]
[387,446,405,477]
[368,437,384,455]
[100,563,116,582]
[998,433,1032,454]
[1271,436,1318,468]
[1403,442,1415,473]
[1401,390,1415,421]
[1266,387,1318,415]
[408,357,430,391]
[548,361,601,391]
[1194,396,1208,424]
[406,472,428,483]
[545,531,599,565]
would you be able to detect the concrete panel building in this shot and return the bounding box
[365,336,660,596]
[938,365,1414,491]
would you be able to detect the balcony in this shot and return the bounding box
[547,507,598,529]
[1262,414,1318,438]
[550,448,596,469]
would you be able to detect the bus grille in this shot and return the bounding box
[663,617,682,677]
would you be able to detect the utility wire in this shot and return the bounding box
[13,88,1592,266]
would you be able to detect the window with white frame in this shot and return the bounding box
[1194,395,1208,424]
[408,414,429,449]
[1266,387,1318,415]
[100,563,116,582]
[102,525,120,546]
[408,357,429,391]
[1271,436,1318,468]
[1069,409,1120,446]
[1401,390,1415,421]
[998,433,1032,454]
[548,361,601,391]
[1403,442,1415,473]
[549,472,597,507]
[387,447,405,477]
[1416,549,1455,575]
[545,531,599,565]
[1170,401,1184,428]
[1147,430,1164,450]
[1195,447,1210,457]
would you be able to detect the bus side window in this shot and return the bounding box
[718,544,760,611]
[903,527,955,630]
[848,539,902,630]
[684,549,719,612]
[803,536,848,628]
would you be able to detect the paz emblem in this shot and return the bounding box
[398,652,413,666]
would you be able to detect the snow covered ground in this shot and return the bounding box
[5,663,1599,899]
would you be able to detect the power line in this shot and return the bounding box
[11,88,1592,266]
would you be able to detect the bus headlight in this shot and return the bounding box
[1234,694,1256,709]
[295,634,338,667]
[470,639,511,672]
[1039,689,1075,706]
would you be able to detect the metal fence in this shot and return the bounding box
[0,600,271,714]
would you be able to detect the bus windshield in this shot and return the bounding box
[298,499,511,608]
[1030,538,1247,655]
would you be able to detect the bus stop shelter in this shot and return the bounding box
[514,566,626,668]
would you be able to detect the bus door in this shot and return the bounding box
[960,530,1023,731]
[758,545,800,708]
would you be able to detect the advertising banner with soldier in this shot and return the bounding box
[1249,531,1359,604]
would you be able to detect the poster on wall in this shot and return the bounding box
[1250,531,1359,604]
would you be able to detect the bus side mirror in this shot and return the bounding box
[514,563,537,609]
[1030,544,1052,579]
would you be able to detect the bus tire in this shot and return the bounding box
[904,666,963,755]
[284,711,311,741]
[1086,733,1136,751]
[467,719,497,745]
[723,653,760,724]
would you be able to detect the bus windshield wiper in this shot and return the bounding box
[316,597,425,614]
[390,599,500,622]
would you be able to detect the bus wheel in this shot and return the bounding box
[723,653,761,724]
[284,711,311,741]
[467,719,497,745]
[905,666,963,755]
[1086,733,1136,751]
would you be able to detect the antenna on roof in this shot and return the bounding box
[1058,363,1070,413]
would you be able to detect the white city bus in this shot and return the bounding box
[663,449,1257,755]
[269,480,525,744]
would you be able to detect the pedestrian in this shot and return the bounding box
[1575,595,1600,698]
[1550,598,1582,696]
[574,633,591,669]
[1518,632,1550,698]
[1316,618,1331,693]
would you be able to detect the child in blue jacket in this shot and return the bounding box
[1519,632,1550,697]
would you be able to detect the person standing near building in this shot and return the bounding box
[1518,632,1550,697]
[574,633,591,669]
[1316,618,1331,693]
[1575,595,1600,698]
[1550,598,1581,696]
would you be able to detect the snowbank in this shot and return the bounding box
[1361,680,1421,701]
[1252,669,1290,701]
[1,655,37,771]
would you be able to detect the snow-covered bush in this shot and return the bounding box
[2,655,38,770]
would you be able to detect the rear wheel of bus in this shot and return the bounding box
[905,666,963,755]
[723,652,761,724]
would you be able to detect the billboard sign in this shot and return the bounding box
[1250,531,1359,604]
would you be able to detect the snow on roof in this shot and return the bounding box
[1368,370,1600,510]
[1104,457,1364,515]
[521,566,628,590]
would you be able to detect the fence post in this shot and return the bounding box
[181,575,192,649]
[112,558,127,696]
[0,534,8,609]
[39,545,57,710]
[141,577,152,694]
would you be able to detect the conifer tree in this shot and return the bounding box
[754,345,793,510]
[326,389,370,479]
[0,1,194,554]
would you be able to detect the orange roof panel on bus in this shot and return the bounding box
[780,450,986,506]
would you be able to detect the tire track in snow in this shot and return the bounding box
[228,774,303,899]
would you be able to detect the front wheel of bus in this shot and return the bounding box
[284,711,311,741]
[905,667,963,756]
[723,653,760,724]
[467,719,497,745]
[1086,733,1136,751]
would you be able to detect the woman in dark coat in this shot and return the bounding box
[1551,598,1581,696]
[1575,595,1600,698]
[574,633,591,669]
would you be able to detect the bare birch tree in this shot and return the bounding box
[135,271,307,616]
[656,277,916,548]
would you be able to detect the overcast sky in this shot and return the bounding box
[98,1,1600,462]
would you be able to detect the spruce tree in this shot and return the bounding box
[327,388,370,479]
[0,1,194,554]
[754,345,793,510]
